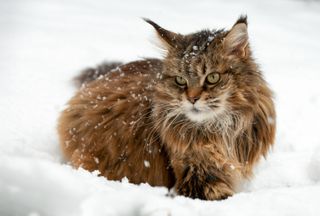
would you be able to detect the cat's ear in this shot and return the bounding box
[143,18,182,50]
[223,15,249,59]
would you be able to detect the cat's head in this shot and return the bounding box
[146,16,260,125]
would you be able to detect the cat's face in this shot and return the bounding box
[159,54,232,123]
[149,17,256,125]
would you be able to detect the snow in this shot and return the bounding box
[144,160,151,168]
[1,0,320,215]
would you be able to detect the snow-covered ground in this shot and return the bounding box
[1,0,320,215]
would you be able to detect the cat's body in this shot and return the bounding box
[58,16,276,200]
[60,59,176,187]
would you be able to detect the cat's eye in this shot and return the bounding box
[175,76,187,86]
[205,73,220,85]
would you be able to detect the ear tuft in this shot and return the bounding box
[224,16,249,58]
[143,18,182,49]
[234,15,248,26]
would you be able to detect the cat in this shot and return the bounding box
[58,16,276,200]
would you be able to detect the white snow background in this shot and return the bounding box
[1,0,320,215]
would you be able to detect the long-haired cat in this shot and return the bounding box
[58,16,276,200]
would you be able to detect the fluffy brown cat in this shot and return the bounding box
[58,16,276,200]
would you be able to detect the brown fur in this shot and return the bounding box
[74,61,122,88]
[58,16,276,200]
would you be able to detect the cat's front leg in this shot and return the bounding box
[172,160,235,200]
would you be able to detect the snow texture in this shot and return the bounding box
[1,0,320,215]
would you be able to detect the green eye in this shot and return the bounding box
[205,73,220,85]
[175,76,187,86]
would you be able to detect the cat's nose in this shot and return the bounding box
[187,87,202,104]
[187,96,200,104]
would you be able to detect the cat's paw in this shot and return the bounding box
[202,181,234,200]
[176,172,234,200]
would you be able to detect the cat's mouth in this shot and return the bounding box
[190,107,201,113]
[181,101,216,123]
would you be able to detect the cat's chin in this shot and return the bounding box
[182,101,218,123]
[185,110,215,123]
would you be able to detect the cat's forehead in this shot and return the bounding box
[179,52,222,78]
[164,29,227,77]
[182,29,223,53]
[179,30,225,70]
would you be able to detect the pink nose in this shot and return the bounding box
[186,87,202,104]
[187,96,200,104]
